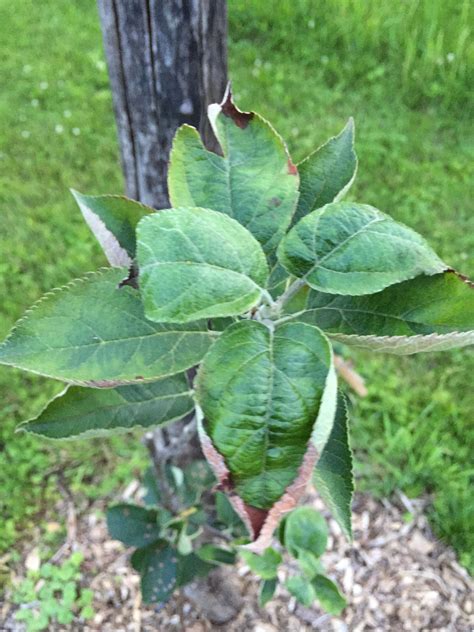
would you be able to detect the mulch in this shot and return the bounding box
[2,488,473,631]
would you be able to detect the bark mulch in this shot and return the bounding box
[2,491,472,631]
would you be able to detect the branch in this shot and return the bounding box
[274,278,305,311]
[334,354,368,397]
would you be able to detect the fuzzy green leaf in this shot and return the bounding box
[168,92,299,257]
[283,507,328,558]
[196,320,337,509]
[300,272,474,354]
[0,268,214,385]
[278,202,446,295]
[294,119,357,224]
[71,190,153,266]
[312,575,347,615]
[107,504,160,548]
[21,374,193,439]
[136,207,269,323]
[313,395,353,539]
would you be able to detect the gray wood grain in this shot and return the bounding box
[97,0,227,208]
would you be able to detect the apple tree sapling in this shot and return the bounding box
[1,90,472,614]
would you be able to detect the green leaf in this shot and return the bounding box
[312,575,347,615]
[283,507,328,558]
[177,525,193,556]
[215,492,246,534]
[71,190,153,266]
[175,552,213,586]
[259,578,277,607]
[142,467,161,506]
[196,320,337,509]
[294,119,357,224]
[278,202,446,295]
[80,605,95,620]
[240,547,282,579]
[267,262,290,297]
[285,575,316,607]
[196,544,236,566]
[106,504,160,547]
[180,460,216,505]
[295,550,324,579]
[136,207,269,323]
[168,91,299,257]
[21,374,194,439]
[302,272,474,354]
[314,394,353,540]
[0,268,214,385]
[131,542,177,603]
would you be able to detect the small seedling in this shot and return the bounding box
[12,552,94,631]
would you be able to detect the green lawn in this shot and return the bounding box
[0,0,473,572]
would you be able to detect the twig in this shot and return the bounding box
[202,524,233,542]
[274,278,306,311]
[334,354,368,397]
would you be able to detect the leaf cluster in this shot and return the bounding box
[1,90,472,606]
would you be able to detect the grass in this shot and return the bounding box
[0,0,472,572]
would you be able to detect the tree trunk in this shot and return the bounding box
[97,0,227,209]
[97,2,240,624]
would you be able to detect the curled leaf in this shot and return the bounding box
[196,320,338,551]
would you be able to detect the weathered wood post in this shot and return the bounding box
[97,0,227,209]
[97,2,239,623]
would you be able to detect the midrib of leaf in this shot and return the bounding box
[20,328,213,352]
[310,301,468,332]
[216,349,269,402]
[33,391,192,425]
[33,398,192,432]
[140,261,261,287]
[219,120,292,251]
[231,330,319,498]
[306,214,384,273]
[259,328,274,494]
[246,168,293,251]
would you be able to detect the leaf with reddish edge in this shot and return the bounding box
[195,320,337,552]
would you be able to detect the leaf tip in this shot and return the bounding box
[218,83,254,129]
[69,187,86,205]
